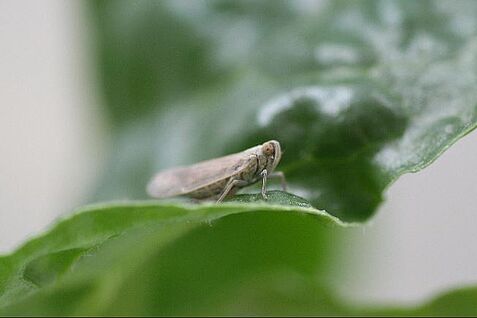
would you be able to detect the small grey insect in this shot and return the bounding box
[147,140,286,202]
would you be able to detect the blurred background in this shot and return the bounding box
[1,0,477,307]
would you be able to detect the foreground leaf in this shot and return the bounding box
[1,196,477,316]
[0,193,344,315]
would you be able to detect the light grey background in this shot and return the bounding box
[1,0,476,306]
[0,0,107,253]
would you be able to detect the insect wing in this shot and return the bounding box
[147,151,252,198]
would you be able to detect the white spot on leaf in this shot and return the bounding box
[258,86,353,126]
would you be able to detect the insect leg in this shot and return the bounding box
[260,169,268,199]
[269,171,287,191]
[216,179,248,203]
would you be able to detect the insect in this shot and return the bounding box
[147,140,286,202]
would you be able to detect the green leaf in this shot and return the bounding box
[363,286,477,316]
[2,198,477,316]
[0,195,345,315]
[90,0,477,222]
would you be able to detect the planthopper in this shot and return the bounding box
[147,140,286,202]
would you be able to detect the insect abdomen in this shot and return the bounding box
[187,177,231,199]
[186,154,260,200]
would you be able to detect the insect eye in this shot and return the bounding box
[262,143,274,156]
